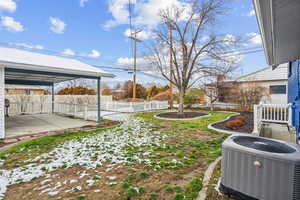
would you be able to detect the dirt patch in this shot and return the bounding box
[5,164,130,200]
[157,112,208,119]
[5,159,208,200]
[212,112,253,133]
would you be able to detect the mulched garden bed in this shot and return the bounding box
[156,112,208,119]
[212,112,253,133]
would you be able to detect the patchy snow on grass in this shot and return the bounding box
[0,119,166,198]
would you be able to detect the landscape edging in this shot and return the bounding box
[207,111,250,135]
[154,113,211,121]
[197,156,222,200]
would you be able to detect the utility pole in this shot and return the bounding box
[169,24,175,108]
[129,30,142,99]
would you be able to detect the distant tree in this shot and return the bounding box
[147,86,160,100]
[123,80,147,99]
[102,88,112,95]
[57,86,96,95]
[202,62,238,110]
[232,85,269,111]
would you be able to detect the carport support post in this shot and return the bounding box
[52,83,55,114]
[97,77,101,123]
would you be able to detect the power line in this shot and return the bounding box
[0,41,263,73]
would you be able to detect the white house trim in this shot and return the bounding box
[0,67,5,138]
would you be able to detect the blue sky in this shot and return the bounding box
[0,0,266,86]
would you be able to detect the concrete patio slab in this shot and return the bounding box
[5,114,96,138]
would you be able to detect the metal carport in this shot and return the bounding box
[0,47,114,138]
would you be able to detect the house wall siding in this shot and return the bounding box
[236,63,288,82]
[288,60,300,137]
[239,80,288,104]
[0,67,5,138]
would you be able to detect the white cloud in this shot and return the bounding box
[104,0,130,29]
[1,16,23,32]
[223,34,236,45]
[124,28,152,40]
[246,9,255,17]
[80,0,88,7]
[134,0,192,28]
[117,57,147,66]
[247,32,262,45]
[0,0,16,13]
[62,48,75,56]
[88,49,101,58]
[49,17,66,34]
[225,53,244,64]
[104,0,192,29]
[13,43,44,50]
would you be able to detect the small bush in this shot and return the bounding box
[235,116,246,123]
[224,117,246,130]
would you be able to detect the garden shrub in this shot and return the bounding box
[235,116,246,123]
[224,117,246,130]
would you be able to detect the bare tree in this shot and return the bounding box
[147,0,239,113]
[202,62,239,110]
[233,84,269,111]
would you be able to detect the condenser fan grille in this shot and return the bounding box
[232,136,296,153]
[293,165,300,200]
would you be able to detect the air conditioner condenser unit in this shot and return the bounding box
[220,134,300,200]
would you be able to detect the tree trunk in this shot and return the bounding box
[210,99,214,111]
[178,90,184,114]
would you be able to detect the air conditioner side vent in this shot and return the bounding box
[293,165,300,200]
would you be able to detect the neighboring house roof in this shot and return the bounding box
[224,63,288,83]
[0,47,115,81]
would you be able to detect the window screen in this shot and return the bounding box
[270,85,286,94]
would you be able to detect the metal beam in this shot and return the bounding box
[5,68,99,80]
[97,77,101,123]
[5,79,53,86]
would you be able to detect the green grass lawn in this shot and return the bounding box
[0,110,235,200]
[0,124,113,168]
[135,110,235,134]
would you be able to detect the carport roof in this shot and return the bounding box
[0,47,115,85]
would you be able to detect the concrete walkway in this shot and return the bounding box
[5,114,96,138]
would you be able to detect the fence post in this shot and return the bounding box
[130,102,133,112]
[288,103,293,126]
[84,104,88,120]
[253,104,259,135]
[74,104,77,117]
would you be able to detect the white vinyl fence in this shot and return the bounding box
[55,101,169,120]
[6,95,112,116]
[7,98,169,120]
[253,104,292,134]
